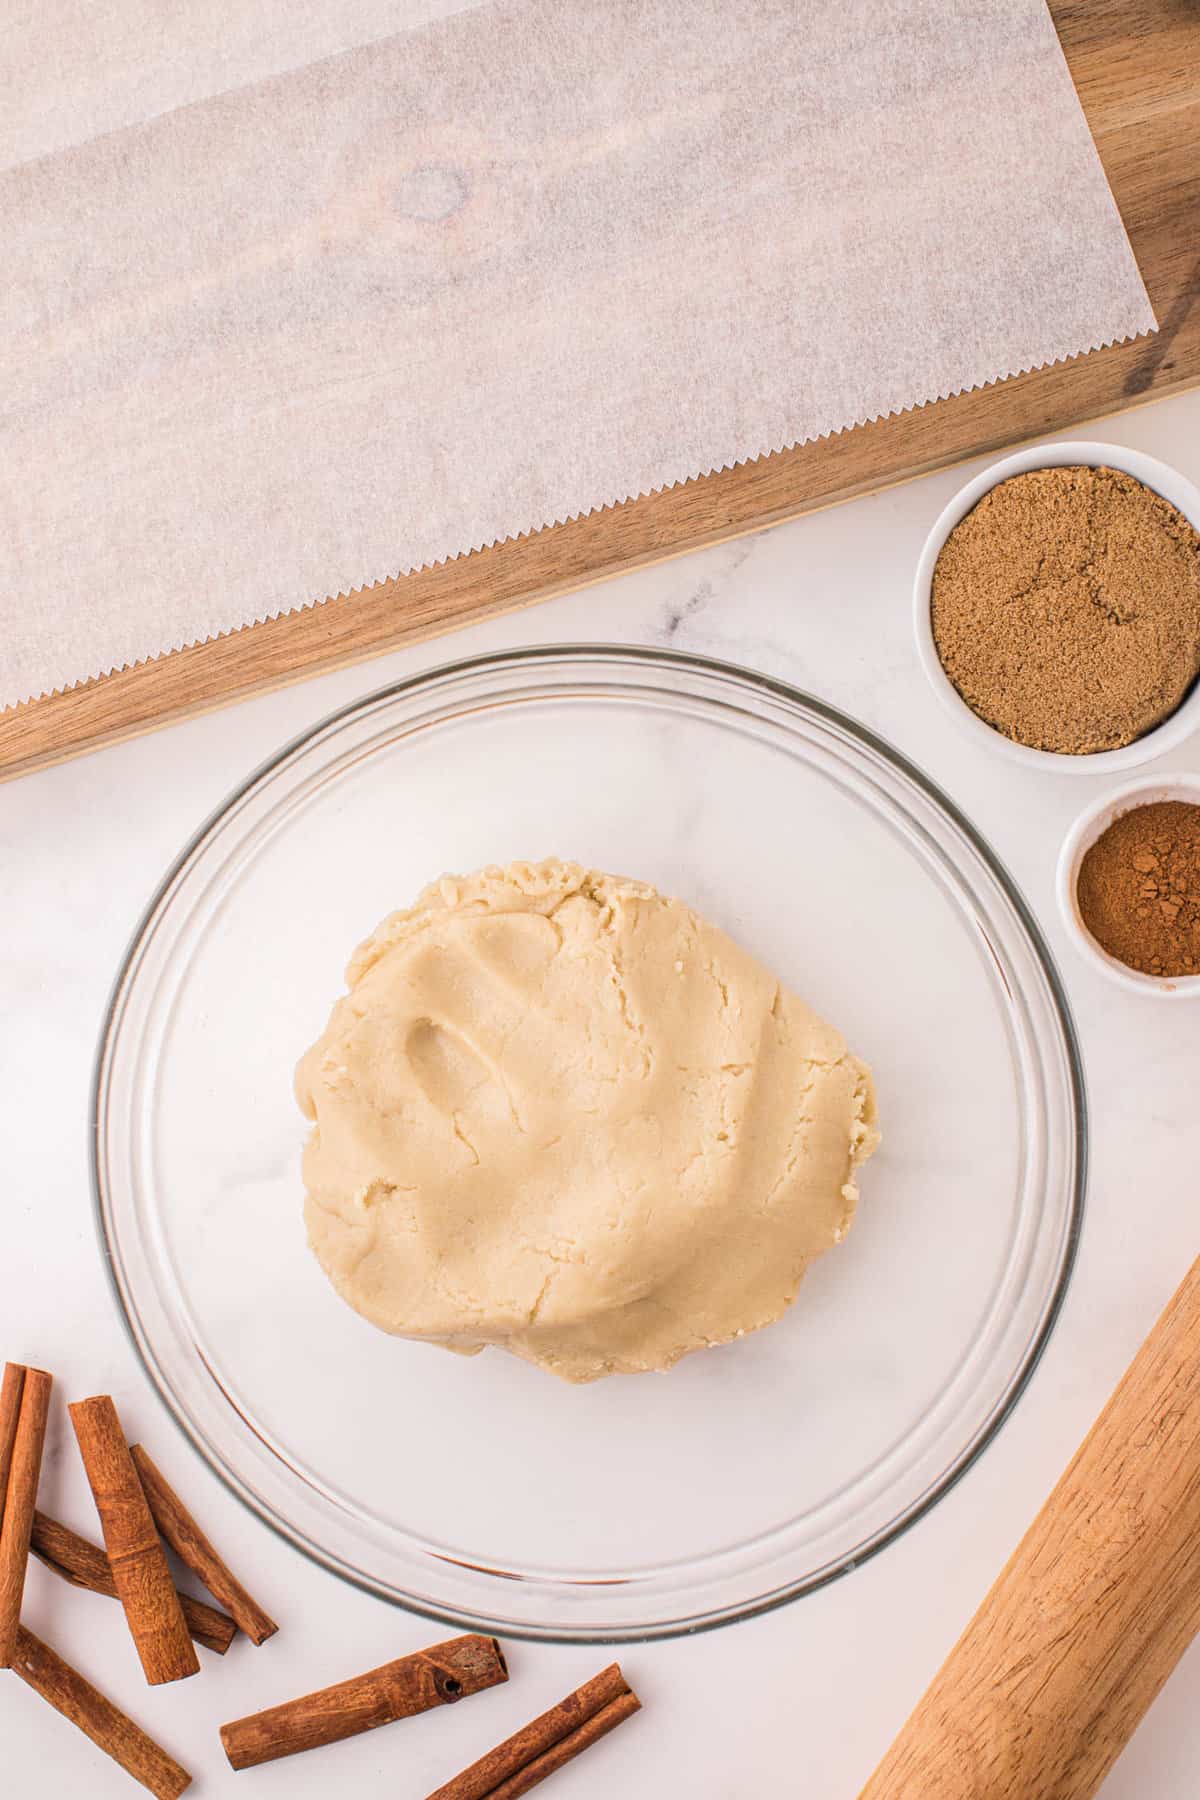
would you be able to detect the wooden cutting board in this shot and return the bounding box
[2,0,1198,783]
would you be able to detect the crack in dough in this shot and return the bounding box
[296,859,880,1382]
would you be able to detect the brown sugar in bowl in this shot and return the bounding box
[914,443,1200,773]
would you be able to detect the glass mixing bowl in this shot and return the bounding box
[93,646,1085,1641]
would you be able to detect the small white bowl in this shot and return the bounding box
[1057,774,1200,997]
[914,440,1200,773]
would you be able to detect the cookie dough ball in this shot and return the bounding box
[296,860,879,1382]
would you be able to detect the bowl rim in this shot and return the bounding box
[1056,772,1200,998]
[88,642,1088,1643]
[913,440,1200,774]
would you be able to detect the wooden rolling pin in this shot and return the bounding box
[861,1254,1200,1800]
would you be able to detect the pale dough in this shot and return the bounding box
[296,860,879,1382]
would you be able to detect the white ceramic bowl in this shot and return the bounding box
[914,441,1200,773]
[1057,773,1200,997]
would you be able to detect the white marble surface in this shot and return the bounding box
[3,390,1199,1797]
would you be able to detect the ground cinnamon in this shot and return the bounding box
[1077,800,1200,978]
[932,466,1200,754]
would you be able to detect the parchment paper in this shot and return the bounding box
[0,0,1155,707]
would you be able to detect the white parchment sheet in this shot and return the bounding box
[0,0,1154,706]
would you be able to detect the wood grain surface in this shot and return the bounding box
[860,1253,1200,1800]
[2,0,1197,782]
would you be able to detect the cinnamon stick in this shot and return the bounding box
[69,1395,199,1685]
[220,1633,509,1770]
[0,1364,52,1666]
[129,1442,277,1645]
[31,1509,237,1655]
[425,1663,641,1800]
[0,1362,26,1506]
[12,1624,191,1799]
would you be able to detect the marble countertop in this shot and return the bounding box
[3,390,1199,1798]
